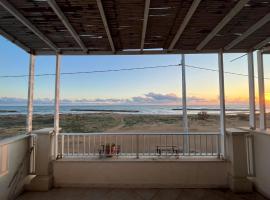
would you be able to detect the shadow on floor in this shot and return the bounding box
[17,188,267,200]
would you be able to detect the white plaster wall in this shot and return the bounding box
[0,135,30,200]
[253,131,270,198]
[53,160,228,188]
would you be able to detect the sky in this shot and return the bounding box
[1,35,270,106]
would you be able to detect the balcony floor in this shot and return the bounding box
[17,188,267,200]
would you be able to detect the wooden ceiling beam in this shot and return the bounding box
[96,0,115,52]
[0,0,58,51]
[225,12,270,50]
[0,27,31,53]
[140,0,150,51]
[254,36,270,50]
[196,0,249,51]
[168,0,201,51]
[47,0,87,52]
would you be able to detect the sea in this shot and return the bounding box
[0,104,258,116]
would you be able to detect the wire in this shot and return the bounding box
[0,64,179,78]
[184,64,270,80]
[229,53,248,62]
[184,64,249,77]
[0,63,270,80]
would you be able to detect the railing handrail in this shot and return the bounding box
[59,132,220,136]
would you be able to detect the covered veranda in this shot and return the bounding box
[0,0,270,199]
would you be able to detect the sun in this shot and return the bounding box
[265,93,270,103]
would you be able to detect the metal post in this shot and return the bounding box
[54,54,61,159]
[218,51,226,157]
[181,54,189,153]
[181,54,188,132]
[247,52,256,129]
[26,54,35,134]
[257,50,266,130]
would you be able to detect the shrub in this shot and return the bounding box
[197,111,209,120]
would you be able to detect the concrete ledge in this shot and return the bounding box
[25,175,53,192]
[228,175,252,193]
[53,160,228,188]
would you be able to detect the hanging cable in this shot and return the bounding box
[229,53,248,62]
[0,63,270,80]
[0,64,179,78]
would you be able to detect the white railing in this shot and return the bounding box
[58,132,221,159]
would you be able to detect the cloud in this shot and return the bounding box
[0,92,217,105]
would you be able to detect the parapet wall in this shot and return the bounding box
[252,130,270,198]
[0,135,30,200]
[53,159,228,188]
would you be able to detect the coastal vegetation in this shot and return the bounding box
[0,112,255,137]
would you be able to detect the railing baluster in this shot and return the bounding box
[165,135,167,157]
[67,135,69,156]
[188,134,190,156]
[88,135,90,156]
[194,135,196,156]
[211,134,214,156]
[171,135,173,156]
[176,134,179,157]
[83,135,86,156]
[72,135,75,156]
[200,134,202,156]
[136,135,139,159]
[131,135,133,158]
[121,135,123,157]
[182,135,185,156]
[148,135,150,157]
[93,135,96,156]
[217,134,220,157]
[205,135,208,156]
[77,135,80,156]
[61,135,64,158]
[116,135,118,158]
[104,135,107,157]
[143,135,145,156]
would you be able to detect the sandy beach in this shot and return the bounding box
[0,112,254,137]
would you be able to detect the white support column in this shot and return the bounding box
[181,54,189,153]
[247,52,256,129]
[54,54,61,159]
[26,54,35,134]
[218,51,226,157]
[257,50,266,130]
[181,54,188,133]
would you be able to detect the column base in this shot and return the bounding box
[25,175,53,191]
[229,175,253,193]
